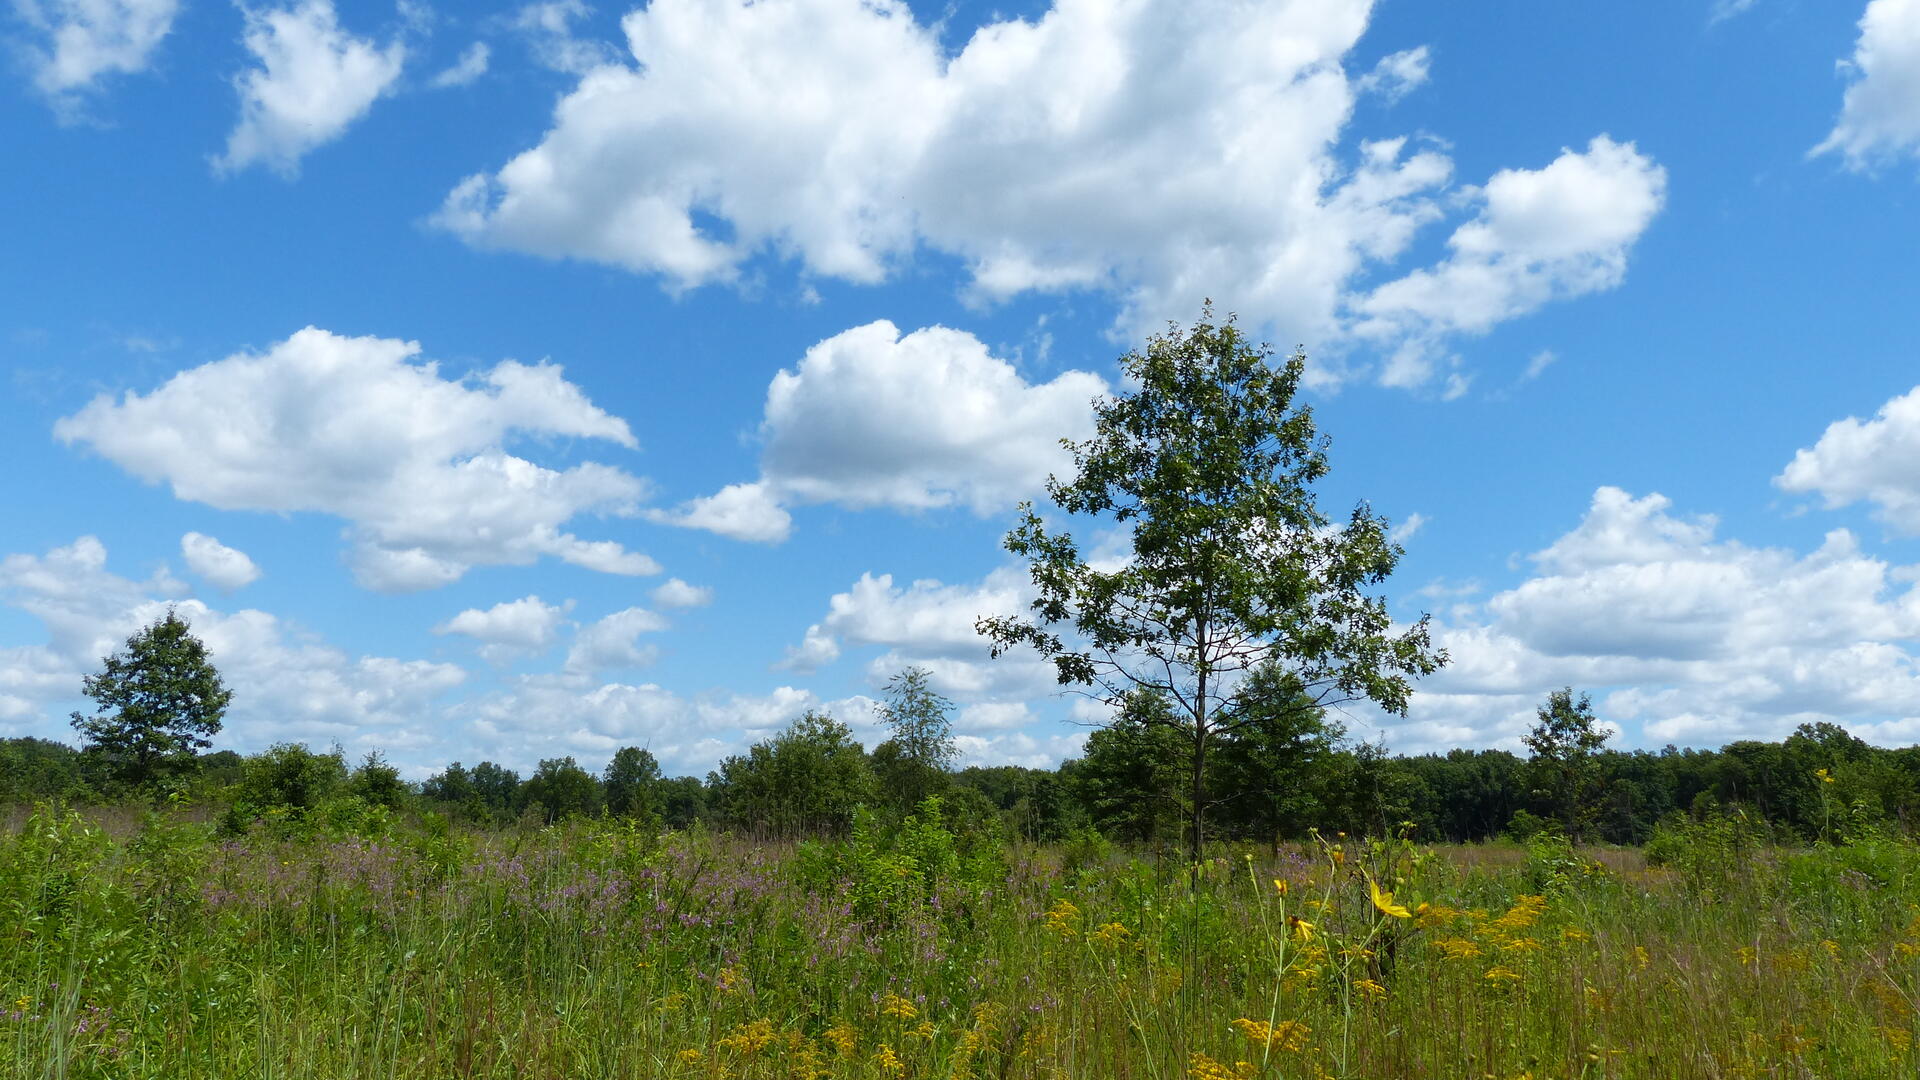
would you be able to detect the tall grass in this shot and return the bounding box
[3,803,1918,1079]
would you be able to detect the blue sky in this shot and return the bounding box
[5,0,1920,778]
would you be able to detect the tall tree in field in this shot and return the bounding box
[872,666,957,812]
[977,305,1445,863]
[604,746,664,821]
[71,609,232,789]
[1524,687,1610,842]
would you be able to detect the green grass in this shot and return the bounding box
[3,805,1919,1079]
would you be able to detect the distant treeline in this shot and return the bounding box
[1,712,1909,847]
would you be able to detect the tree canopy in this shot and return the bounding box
[71,609,232,790]
[978,304,1445,861]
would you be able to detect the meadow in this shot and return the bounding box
[3,801,1917,1080]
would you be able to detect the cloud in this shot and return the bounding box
[1388,512,1427,546]
[1397,486,1920,752]
[428,40,489,88]
[1813,0,1920,169]
[1353,137,1667,387]
[0,536,464,752]
[180,532,262,590]
[54,326,658,591]
[653,320,1105,540]
[1709,0,1758,24]
[1355,46,1429,104]
[12,0,178,112]
[1521,349,1557,381]
[649,482,791,544]
[779,566,1060,706]
[435,595,572,664]
[510,0,617,74]
[435,0,1661,387]
[650,577,712,609]
[565,606,668,673]
[214,0,407,177]
[1777,383,1920,534]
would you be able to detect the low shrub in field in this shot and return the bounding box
[5,803,1920,1078]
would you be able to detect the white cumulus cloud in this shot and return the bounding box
[180,532,261,590]
[653,320,1105,541]
[435,0,1662,388]
[435,594,572,664]
[0,536,464,753]
[565,606,669,673]
[1814,0,1920,169]
[54,327,658,592]
[428,40,489,88]
[215,0,407,177]
[12,0,178,112]
[1777,383,1920,533]
[1397,486,1920,752]
[650,578,712,609]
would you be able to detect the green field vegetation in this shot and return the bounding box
[5,799,1920,1080]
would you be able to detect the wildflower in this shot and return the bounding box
[1044,898,1081,938]
[1368,876,1410,919]
[1287,915,1315,941]
[1189,1051,1257,1080]
[871,1043,904,1075]
[716,1019,776,1056]
[1483,966,1523,985]
[879,992,919,1021]
[716,966,744,994]
[1231,1017,1310,1052]
[1633,946,1650,970]
[1273,878,1288,896]
[1815,768,1835,784]
[1561,928,1590,944]
[1436,937,1481,960]
[676,1049,704,1066]
[823,1021,857,1057]
[1737,946,1756,967]
[1354,977,1388,1002]
[1090,921,1131,948]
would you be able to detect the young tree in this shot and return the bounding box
[604,746,663,820]
[519,756,602,822]
[978,305,1444,863]
[1523,687,1611,842]
[709,711,875,836]
[71,609,232,789]
[873,667,957,812]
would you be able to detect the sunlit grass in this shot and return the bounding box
[3,805,1918,1078]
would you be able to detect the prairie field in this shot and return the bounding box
[4,805,1919,1080]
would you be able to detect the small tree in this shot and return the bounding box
[1523,687,1610,842]
[978,305,1444,863]
[709,711,875,836]
[71,609,232,790]
[873,667,957,812]
[519,756,602,822]
[604,746,663,821]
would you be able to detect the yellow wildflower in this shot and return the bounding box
[1090,921,1131,948]
[1273,878,1288,895]
[1354,977,1388,1002]
[1815,768,1835,784]
[1368,876,1410,919]
[823,1021,857,1057]
[871,1043,904,1075]
[1231,1017,1311,1052]
[1483,966,1523,985]
[1287,915,1315,941]
[1436,937,1481,960]
[879,992,919,1021]
[676,1049,704,1066]
[1044,898,1081,938]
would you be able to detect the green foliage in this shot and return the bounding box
[603,746,663,821]
[69,610,231,791]
[979,304,1444,861]
[347,750,407,809]
[710,710,875,836]
[1523,687,1611,842]
[519,756,602,822]
[872,667,956,813]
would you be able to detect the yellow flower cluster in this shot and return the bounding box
[1230,1017,1311,1052]
[715,1018,776,1057]
[947,1003,1005,1080]
[1089,921,1131,948]
[823,1021,857,1058]
[879,992,919,1021]
[1044,898,1081,938]
[870,1043,904,1075]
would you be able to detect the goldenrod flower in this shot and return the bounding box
[1483,965,1522,985]
[879,992,919,1021]
[871,1043,904,1075]
[1368,876,1410,919]
[1353,977,1387,1002]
